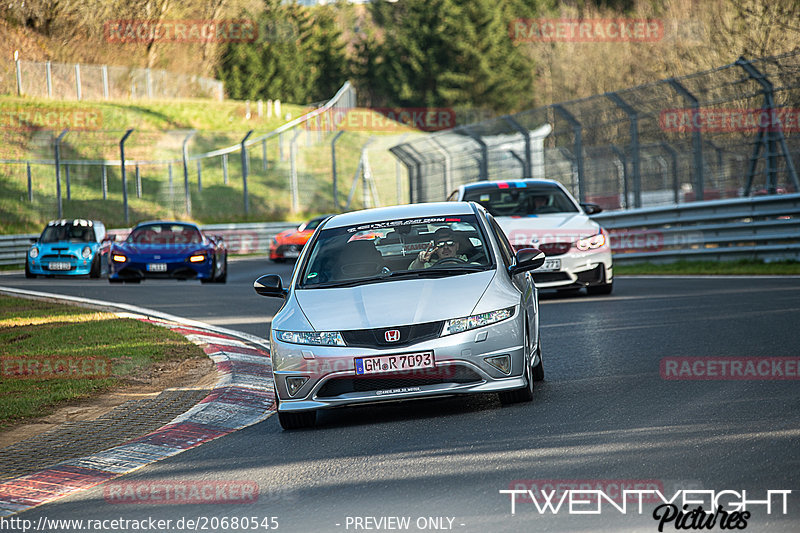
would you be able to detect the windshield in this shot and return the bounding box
[299,215,492,288]
[463,186,579,217]
[40,223,96,244]
[300,217,326,232]
[127,224,203,245]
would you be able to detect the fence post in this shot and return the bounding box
[54,129,68,218]
[290,129,301,213]
[27,162,32,201]
[240,130,254,216]
[135,164,141,198]
[119,129,134,225]
[431,137,453,198]
[660,142,679,204]
[75,64,82,101]
[146,68,153,99]
[331,130,345,208]
[463,127,488,181]
[503,115,532,178]
[45,61,52,98]
[182,131,196,216]
[261,140,268,171]
[196,160,202,192]
[609,144,629,209]
[606,92,641,208]
[222,154,228,184]
[102,165,108,200]
[65,165,71,200]
[257,99,263,118]
[553,105,586,203]
[668,79,705,201]
[14,52,22,96]
[278,132,284,161]
[102,65,109,99]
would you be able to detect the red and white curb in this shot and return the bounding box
[0,287,275,517]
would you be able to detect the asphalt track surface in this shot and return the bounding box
[1,260,800,532]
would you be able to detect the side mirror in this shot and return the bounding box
[254,274,288,298]
[509,248,546,276]
[581,202,603,215]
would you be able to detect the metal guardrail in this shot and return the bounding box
[594,193,800,263]
[0,222,298,267]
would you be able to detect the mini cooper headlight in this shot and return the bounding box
[81,246,92,259]
[274,330,346,346]
[442,306,515,336]
[576,232,607,251]
[29,247,39,258]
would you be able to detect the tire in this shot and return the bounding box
[587,266,613,295]
[532,340,544,382]
[89,255,101,278]
[278,410,316,430]
[214,256,227,283]
[201,255,216,284]
[25,260,36,278]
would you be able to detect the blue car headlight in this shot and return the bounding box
[274,330,346,346]
[442,306,515,336]
[81,246,92,259]
[29,247,39,259]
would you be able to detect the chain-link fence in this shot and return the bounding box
[0,83,366,230]
[391,51,800,210]
[5,59,224,101]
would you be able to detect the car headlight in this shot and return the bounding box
[112,254,127,263]
[188,254,206,263]
[576,232,607,251]
[29,247,39,258]
[81,246,91,259]
[274,330,346,346]
[442,306,515,336]
[271,237,279,247]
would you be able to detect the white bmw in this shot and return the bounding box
[448,179,613,295]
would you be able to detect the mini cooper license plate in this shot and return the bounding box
[355,352,435,375]
[147,263,167,272]
[535,258,561,272]
[48,262,71,271]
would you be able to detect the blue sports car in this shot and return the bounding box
[108,221,227,284]
[26,219,108,278]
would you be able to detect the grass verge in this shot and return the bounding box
[0,295,206,428]
[613,259,800,276]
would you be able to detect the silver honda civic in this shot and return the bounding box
[254,202,545,429]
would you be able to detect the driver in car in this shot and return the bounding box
[409,227,468,269]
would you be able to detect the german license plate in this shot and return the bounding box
[535,258,561,272]
[284,249,300,258]
[355,352,435,375]
[48,262,71,271]
[147,263,167,272]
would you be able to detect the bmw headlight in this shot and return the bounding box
[81,246,92,259]
[576,232,607,251]
[442,306,515,336]
[274,330,346,346]
[29,247,39,258]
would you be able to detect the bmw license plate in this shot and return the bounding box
[355,352,435,375]
[147,263,167,272]
[48,262,71,271]
[535,258,561,272]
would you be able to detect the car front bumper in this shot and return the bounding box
[109,257,213,280]
[531,248,613,289]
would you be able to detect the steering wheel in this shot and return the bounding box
[432,257,468,267]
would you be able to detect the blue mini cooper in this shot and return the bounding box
[26,219,108,278]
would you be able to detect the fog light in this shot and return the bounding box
[112,254,127,263]
[189,254,206,263]
[485,354,512,375]
[286,376,308,397]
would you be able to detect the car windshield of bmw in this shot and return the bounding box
[299,215,493,289]
[463,185,579,217]
[40,223,96,243]
[127,224,203,245]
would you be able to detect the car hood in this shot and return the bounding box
[276,230,311,244]
[294,270,495,330]
[495,213,600,246]
[34,242,95,253]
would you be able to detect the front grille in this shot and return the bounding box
[532,272,571,283]
[41,254,77,261]
[276,244,302,254]
[341,321,444,349]
[316,366,483,398]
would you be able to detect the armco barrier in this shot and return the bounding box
[0,222,298,267]
[593,193,800,263]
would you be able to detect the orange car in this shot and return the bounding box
[269,215,332,262]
